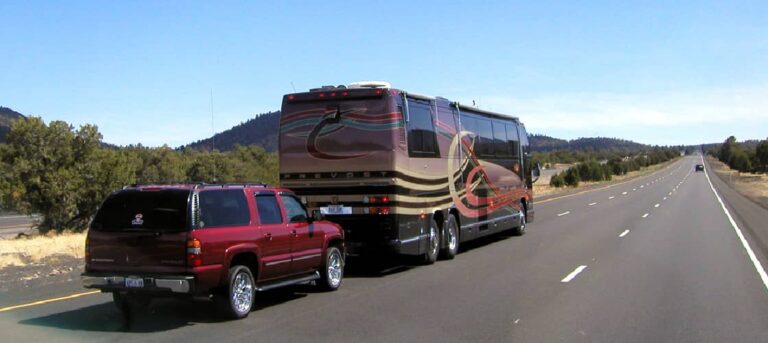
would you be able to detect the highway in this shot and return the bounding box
[0,214,37,238]
[1,155,767,342]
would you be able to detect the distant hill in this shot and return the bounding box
[530,134,648,153]
[0,106,26,143]
[185,111,280,152]
[184,113,651,154]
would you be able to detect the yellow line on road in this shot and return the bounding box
[0,290,100,313]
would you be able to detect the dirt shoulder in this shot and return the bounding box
[0,232,85,293]
[707,157,768,210]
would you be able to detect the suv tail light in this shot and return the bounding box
[187,238,202,267]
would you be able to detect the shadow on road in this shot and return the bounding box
[344,230,518,278]
[18,289,310,333]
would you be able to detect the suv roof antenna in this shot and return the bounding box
[210,89,217,183]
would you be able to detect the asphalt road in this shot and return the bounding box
[1,156,767,342]
[0,214,38,238]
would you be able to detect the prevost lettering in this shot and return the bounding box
[281,171,391,180]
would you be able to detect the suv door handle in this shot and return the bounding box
[264,233,272,241]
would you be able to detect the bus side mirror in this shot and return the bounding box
[532,163,541,184]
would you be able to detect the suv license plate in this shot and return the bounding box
[125,277,144,288]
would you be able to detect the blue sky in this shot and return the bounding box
[1,1,766,147]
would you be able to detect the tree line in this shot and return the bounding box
[0,117,278,233]
[712,136,768,173]
[549,148,681,188]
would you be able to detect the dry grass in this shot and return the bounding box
[708,157,768,206]
[0,231,86,269]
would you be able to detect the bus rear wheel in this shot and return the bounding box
[422,218,440,264]
[439,215,459,260]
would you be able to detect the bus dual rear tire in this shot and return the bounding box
[439,215,459,260]
[423,218,440,264]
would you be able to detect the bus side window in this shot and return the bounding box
[476,119,494,157]
[406,100,440,158]
[493,121,509,157]
[506,124,520,158]
[436,103,457,132]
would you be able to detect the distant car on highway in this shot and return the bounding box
[695,164,704,172]
[82,183,345,319]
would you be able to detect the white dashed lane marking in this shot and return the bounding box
[557,211,571,217]
[619,230,630,238]
[642,213,649,218]
[561,265,588,283]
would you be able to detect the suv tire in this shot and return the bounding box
[216,265,255,319]
[317,246,344,291]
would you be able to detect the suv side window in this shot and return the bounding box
[280,194,309,223]
[199,189,250,228]
[255,192,283,225]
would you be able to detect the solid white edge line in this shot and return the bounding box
[557,211,571,217]
[561,265,588,283]
[702,157,768,293]
[619,229,630,237]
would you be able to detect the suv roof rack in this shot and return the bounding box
[193,183,269,189]
[121,183,269,190]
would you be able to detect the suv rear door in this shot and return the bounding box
[88,189,190,274]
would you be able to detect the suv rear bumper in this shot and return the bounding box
[82,273,195,294]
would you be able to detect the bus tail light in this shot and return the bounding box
[364,195,391,215]
[187,238,202,267]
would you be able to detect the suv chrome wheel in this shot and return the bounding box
[318,246,344,291]
[232,271,254,314]
[328,249,343,288]
[217,265,255,319]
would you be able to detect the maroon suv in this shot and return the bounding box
[82,184,345,319]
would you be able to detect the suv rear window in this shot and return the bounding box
[91,189,190,232]
[199,189,250,228]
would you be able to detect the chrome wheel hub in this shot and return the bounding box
[448,223,457,251]
[328,251,343,287]
[232,272,253,314]
[429,225,439,255]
